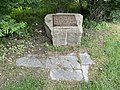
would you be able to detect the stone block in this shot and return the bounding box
[45,13,83,46]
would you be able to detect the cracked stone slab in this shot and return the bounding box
[80,52,95,65]
[16,55,44,68]
[60,55,81,69]
[50,68,83,81]
[46,55,81,70]
[46,56,60,69]
[16,52,95,82]
[48,52,95,81]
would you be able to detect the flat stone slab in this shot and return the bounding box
[46,55,81,70]
[16,52,95,82]
[46,52,94,81]
[50,69,83,81]
[16,55,44,68]
[81,65,89,82]
[80,52,95,65]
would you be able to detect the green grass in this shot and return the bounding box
[5,77,46,90]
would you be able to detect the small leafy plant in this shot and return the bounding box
[83,19,109,30]
[10,6,31,21]
[0,15,26,37]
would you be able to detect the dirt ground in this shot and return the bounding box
[0,23,110,90]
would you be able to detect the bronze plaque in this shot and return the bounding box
[53,15,77,26]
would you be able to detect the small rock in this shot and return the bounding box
[21,67,24,69]
[39,30,42,33]
[99,68,103,71]
[18,73,22,76]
